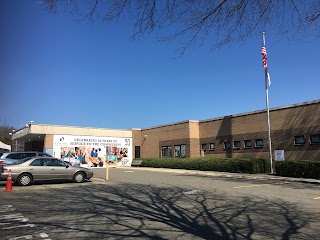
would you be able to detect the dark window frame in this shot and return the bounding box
[255,139,264,148]
[310,134,320,144]
[161,146,172,158]
[233,141,241,150]
[174,144,186,158]
[201,144,207,152]
[294,135,305,145]
[209,143,215,151]
[174,145,181,158]
[224,142,231,150]
[244,140,252,149]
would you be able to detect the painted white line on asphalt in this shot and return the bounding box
[1,213,24,219]
[0,222,11,225]
[1,223,35,230]
[1,205,51,240]
[276,182,291,185]
[233,184,270,189]
[313,197,320,200]
[124,171,134,173]
[9,235,33,240]
[0,205,13,208]
[0,205,15,212]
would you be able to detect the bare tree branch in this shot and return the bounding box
[41,0,320,55]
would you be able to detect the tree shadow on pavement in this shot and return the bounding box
[6,183,320,240]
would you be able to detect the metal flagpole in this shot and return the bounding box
[262,32,273,174]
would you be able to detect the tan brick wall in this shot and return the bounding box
[136,101,320,161]
[139,121,192,158]
[270,103,320,130]
[44,134,53,149]
[199,102,320,160]
[189,121,200,158]
[132,129,142,158]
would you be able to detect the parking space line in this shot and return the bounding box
[9,235,33,240]
[233,184,270,189]
[313,197,320,200]
[1,205,51,239]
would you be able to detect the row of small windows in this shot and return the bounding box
[294,134,320,145]
[161,134,320,158]
[201,134,320,151]
[201,139,264,151]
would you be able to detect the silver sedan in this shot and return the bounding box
[0,157,94,186]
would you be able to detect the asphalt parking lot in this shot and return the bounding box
[1,167,319,240]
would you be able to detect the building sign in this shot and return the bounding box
[274,150,285,161]
[53,135,132,167]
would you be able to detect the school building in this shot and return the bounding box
[10,99,320,164]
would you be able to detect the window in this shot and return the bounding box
[7,153,24,159]
[233,141,241,150]
[209,143,215,151]
[201,144,207,152]
[38,153,52,157]
[30,159,44,166]
[47,159,65,167]
[24,153,37,158]
[181,145,186,157]
[244,140,252,148]
[224,142,231,150]
[294,136,305,145]
[174,145,186,158]
[310,134,320,144]
[175,145,181,157]
[255,139,264,148]
[162,146,172,158]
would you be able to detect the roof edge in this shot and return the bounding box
[199,99,320,123]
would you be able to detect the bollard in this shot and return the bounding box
[106,163,109,181]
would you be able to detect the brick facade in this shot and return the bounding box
[11,100,320,162]
[136,100,320,161]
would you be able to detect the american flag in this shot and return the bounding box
[261,46,268,69]
[261,46,271,86]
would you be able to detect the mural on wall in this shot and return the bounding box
[53,135,132,167]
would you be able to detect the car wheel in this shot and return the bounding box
[73,172,85,183]
[17,173,32,186]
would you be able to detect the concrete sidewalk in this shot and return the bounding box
[92,166,320,184]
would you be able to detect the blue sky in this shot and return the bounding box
[1,1,319,130]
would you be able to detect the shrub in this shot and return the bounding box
[135,157,269,174]
[275,160,320,179]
